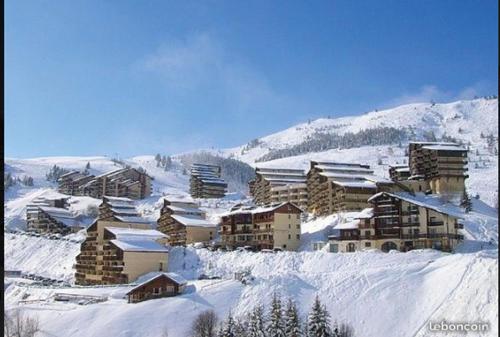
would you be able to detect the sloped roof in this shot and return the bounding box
[114,215,152,225]
[110,239,169,253]
[171,214,216,228]
[105,226,167,240]
[127,272,187,294]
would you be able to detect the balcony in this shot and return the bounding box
[428,221,444,227]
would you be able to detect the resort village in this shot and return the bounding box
[14,140,472,303]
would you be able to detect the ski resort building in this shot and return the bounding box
[126,272,187,303]
[219,202,303,251]
[98,195,147,223]
[328,192,464,253]
[388,164,430,193]
[57,168,152,200]
[57,171,95,195]
[249,167,308,209]
[157,198,216,246]
[74,219,168,285]
[26,194,86,234]
[189,164,227,198]
[306,161,396,216]
[408,142,468,195]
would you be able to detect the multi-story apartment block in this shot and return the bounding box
[189,164,227,198]
[307,161,396,216]
[408,142,468,195]
[388,164,430,193]
[157,197,216,246]
[57,171,95,195]
[57,168,152,200]
[328,191,464,253]
[249,167,307,209]
[26,194,86,234]
[74,220,168,285]
[219,202,303,251]
[98,195,150,224]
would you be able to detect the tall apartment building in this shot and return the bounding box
[74,221,168,285]
[408,142,468,195]
[189,164,227,198]
[328,191,464,253]
[388,164,430,193]
[307,161,396,216]
[57,167,152,200]
[157,197,216,246]
[219,202,303,251]
[57,171,95,195]
[249,167,308,209]
[74,195,168,285]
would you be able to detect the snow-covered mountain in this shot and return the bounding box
[224,98,498,164]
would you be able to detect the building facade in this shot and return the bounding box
[58,168,152,200]
[328,192,464,253]
[189,164,227,198]
[219,202,303,251]
[249,167,307,209]
[408,142,468,195]
[307,161,397,216]
[157,198,216,246]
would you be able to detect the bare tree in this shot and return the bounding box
[4,310,40,337]
[191,310,218,337]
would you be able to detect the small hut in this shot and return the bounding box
[126,272,187,303]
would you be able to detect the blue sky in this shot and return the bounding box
[5,0,498,158]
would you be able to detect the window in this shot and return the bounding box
[153,287,161,295]
[296,234,300,240]
[159,262,164,271]
[365,242,371,247]
[419,185,422,191]
[288,224,291,229]
[364,231,371,237]
[296,224,300,229]
[288,234,291,240]
[288,214,291,219]
[296,214,300,219]
[413,228,419,235]
[330,244,339,253]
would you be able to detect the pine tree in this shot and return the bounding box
[161,155,167,167]
[461,190,472,213]
[267,293,286,337]
[155,154,161,167]
[248,305,267,337]
[86,162,91,170]
[285,299,301,337]
[220,313,236,337]
[308,296,331,337]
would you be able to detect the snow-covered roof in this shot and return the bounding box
[315,165,374,173]
[332,180,377,189]
[264,177,307,183]
[110,239,169,253]
[114,215,152,224]
[104,195,134,202]
[395,167,410,173]
[171,214,216,228]
[409,141,459,145]
[368,192,464,219]
[105,226,167,240]
[221,202,301,217]
[356,208,374,219]
[127,272,187,294]
[167,205,205,214]
[422,145,468,151]
[39,206,81,227]
[335,220,360,230]
[110,208,139,215]
[257,171,306,178]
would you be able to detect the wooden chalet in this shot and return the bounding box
[126,272,187,303]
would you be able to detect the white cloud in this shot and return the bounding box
[385,81,492,108]
[141,32,293,117]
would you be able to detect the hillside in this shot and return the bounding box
[225,98,498,164]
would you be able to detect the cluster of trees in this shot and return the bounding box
[256,127,408,162]
[241,138,263,155]
[46,165,70,182]
[179,152,256,193]
[155,154,173,171]
[4,310,40,337]
[4,173,35,190]
[187,295,354,337]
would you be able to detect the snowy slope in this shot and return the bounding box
[224,98,498,163]
[4,247,498,337]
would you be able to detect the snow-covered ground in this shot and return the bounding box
[4,98,498,336]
